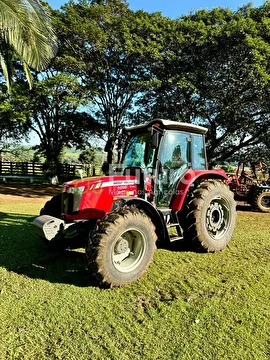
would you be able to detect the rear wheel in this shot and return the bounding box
[253,190,270,213]
[185,180,236,251]
[86,206,157,287]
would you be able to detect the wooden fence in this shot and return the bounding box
[0,161,101,179]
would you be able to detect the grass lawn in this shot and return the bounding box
[0,189,269,359]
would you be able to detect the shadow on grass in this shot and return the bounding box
[157,238,197,253]
[0,183,62,198]
[235,201,266,212]
[0,212,98,287]
[236,203,252,212]
[0,205,250,286]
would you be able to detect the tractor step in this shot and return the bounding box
[166,222,180,228]
[159,208,172,216]
[158,209,184,242]
[170,235,184,242]
[166,222,184,242]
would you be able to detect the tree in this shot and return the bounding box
[54,0,168,164]
[78,148,96,165]
[136,4,270,166]
[0,72,102,176]
[0,0,57,91]
[3,1,269,170]
[0,77,27,146]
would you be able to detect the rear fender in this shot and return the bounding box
[171,169,228,211]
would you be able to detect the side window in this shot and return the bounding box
[124,139,146,167]
[192,135,206,169]
[122,134,155,169]
[159,131,189,171]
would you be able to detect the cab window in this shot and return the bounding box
[192,135,206,169]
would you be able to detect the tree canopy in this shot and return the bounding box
[0,70,102,175]
[1,0,270,172]
[0,0,58,91]
[53,0,169,163]
[136,3,270,166]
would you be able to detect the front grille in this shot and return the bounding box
[62,193,82,214]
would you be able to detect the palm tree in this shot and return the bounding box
[0,0,58,91]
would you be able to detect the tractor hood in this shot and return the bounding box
[62,175,140,220]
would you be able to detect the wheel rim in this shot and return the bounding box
[206,196,231,240]
[112,228,146,272]
[260,193,270,209]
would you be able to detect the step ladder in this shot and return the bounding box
[159,208,183,242]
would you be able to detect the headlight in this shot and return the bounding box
[67,186,85,194]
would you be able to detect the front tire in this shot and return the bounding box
[185,180,236,251]
[40,194,62,218]
[253,189,270,213]
[86,206,157,287]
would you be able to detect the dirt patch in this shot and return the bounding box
[0,183,252,211]
[0,183,62,203]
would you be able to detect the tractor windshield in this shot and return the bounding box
[121,132,155,170]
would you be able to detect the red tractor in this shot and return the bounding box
[34,119,236,287]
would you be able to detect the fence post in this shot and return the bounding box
[22,162,28,175]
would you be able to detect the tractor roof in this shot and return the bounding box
[125,118,208,135]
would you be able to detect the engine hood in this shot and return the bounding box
[63,175,139,195]
[62,175,140,220]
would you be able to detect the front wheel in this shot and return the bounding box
[185,180,236,252]
[40,194,62,218]
[86,206,157,287]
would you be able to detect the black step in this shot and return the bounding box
[159,208,172,216]
[166,223,180,228]
[159,208,183,242]
[170,236,184,242]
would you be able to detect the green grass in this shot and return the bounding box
[0,197,269,359]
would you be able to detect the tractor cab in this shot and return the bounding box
[121,118,208,206]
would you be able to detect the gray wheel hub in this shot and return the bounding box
[115,237,129,254]
[261,194,270,208]
[206,202,224,232]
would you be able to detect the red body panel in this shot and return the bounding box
[62,169,227,220]
[171,169,228,211]
[63,175,140,220]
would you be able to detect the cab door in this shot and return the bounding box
[155,131,190,206]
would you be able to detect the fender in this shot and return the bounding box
[171,169,228,211]
[111,197,170,243]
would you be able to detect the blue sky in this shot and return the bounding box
[47,0,265,17]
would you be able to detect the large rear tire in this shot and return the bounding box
[185,180,236,252]
[86,206,157,287]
